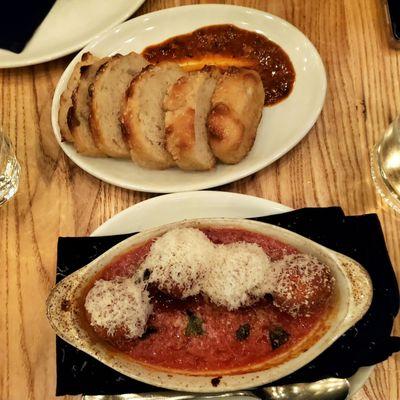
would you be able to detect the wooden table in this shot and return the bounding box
[1,0,399,399]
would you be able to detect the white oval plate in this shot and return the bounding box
[92,191,373,396]
[0,0,145,68]
[51,4,327,193]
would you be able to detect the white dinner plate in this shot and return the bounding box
[52,4,327,193]
[91,191,373,396]
[0,0,146,68]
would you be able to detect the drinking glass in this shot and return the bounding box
[371,115,400,212]
[0,131,20,206]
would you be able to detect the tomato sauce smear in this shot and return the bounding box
[91,228,332,373]
[142,24,296,106]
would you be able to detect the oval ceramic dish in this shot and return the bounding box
[46,218,372,392]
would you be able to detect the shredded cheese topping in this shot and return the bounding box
[203,242,273,310]
[138,228,215,297]
[137,228,276,308]
[85,227,334,338]
[85,277,152,339]
[272,254,334,317]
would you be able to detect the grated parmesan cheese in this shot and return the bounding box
[137,228,216,297]
[85,228,335,335]
[272,253,334,317]
[203,242,273,310]
[85,277,152,339]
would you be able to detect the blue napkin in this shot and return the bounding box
[1,1,56,53]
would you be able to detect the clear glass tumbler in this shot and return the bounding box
[0,132,20,206]
[371,115,400,213]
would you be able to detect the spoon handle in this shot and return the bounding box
[83,378,350,400]
[83,391,257,400]
[254,378,350,400]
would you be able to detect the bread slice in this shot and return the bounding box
[163,67,220,171]
[207,68,265,164]
[121,62,185,169]
[58,52,98,142]
[68,58,109,156]
[89,52,149,158]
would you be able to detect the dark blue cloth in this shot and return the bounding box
[1,1,56,53]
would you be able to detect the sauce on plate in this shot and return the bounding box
[142,24,296,106]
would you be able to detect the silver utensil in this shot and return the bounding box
[83,378,350,400]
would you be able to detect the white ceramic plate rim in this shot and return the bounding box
[0,0,146,68]
[51,4,327,193]
[91,191,373,395]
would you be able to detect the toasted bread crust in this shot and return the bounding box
[58,52,97,142]
[121,63,184,169]
[164,68,219,170]
[89,52,148,158]
[164,76,196,165]
[69,58,109,156]
[165,107,196,158]
[207,68,265,164]
[88,55,124,157]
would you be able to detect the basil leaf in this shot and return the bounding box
[185,311,205,336]
[269,326,290,350]
[235,323,251,341]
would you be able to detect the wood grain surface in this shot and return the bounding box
[0,0,399,399]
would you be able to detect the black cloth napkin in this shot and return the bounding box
[1,1,56,53]
[55,207,400,396]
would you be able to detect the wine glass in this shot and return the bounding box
[371,115,400,213]
[0,131,20,206]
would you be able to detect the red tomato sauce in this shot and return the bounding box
[99,240,154,281]
[142,24,296,106]
[90,228,332,372]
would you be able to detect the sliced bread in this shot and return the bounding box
[89,52,149,158]
[207,68,265,164]
[121,62,185,169]
[58,52,98,142]
[68,57,109,156]
[163,67,220,171]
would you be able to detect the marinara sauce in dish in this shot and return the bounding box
[85,227,334,374]
[142,24,296,106]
